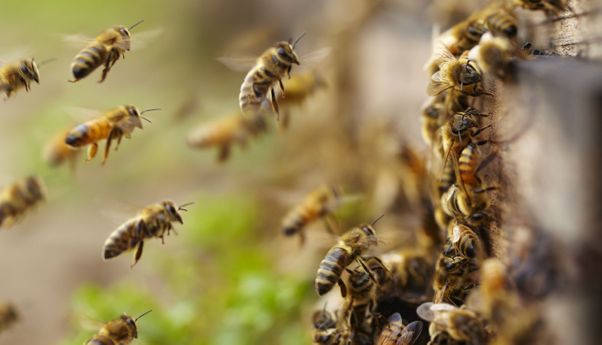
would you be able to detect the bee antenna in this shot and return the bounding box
[370,214,385,226]
[38,58,56,67]
[292,32,306,48]
[178,201,195,211]
[135,309,152,322]
[128,19,145,31]
[141,116,152,123]
[141,108,161,115]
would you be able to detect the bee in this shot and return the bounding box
[0,58,40,99]
[421,96,447,147]
[469,34,515,79]
[69,20,144,83]
[432,246,479,305]
[483,7,518,39]
[428,49,491,98]
[445,220,484,260]
[281,185,341,245]
[512,0,570,16]
[343,263,379,339]
[315,217,382,296]
[43,128,81,171]
[186,111,267,163]
[276,70,326,129]
[438,19,487,57]
[0,176,45,228]
[85,310,151,345]
[238,33,304,116]
[102,201,192,267]
[417,303,487,344]
[377,313,423,345]
[65,105,159,165]
[0,303,18,333]
[380,250,434,302]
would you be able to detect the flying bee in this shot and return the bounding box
[0,303,18,333]
[0,57,54,99]
[187,111,267,162]
[86,310,151,345]
[43,128,81,171]
[281,185,341,245]
[428,48,491,98]
[237,33,306,117]
[377,313,423,345]
[276,70,326,129]
[69,20,144,83]
[0,176,45,228]
[512,0,570,16]
[102,201,192,267]
[417,303,487,344]
[315,217,382,296]
[65,105,159,165]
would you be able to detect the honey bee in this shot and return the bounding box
[483,7,518,39]
[428,49,490,98]
[380,250,434,302]
[69,20,144,83]
[85,310,151,345]
[315,217,381,296]
[43,128,81,171]
[238,33,304,116]
[187,111,267,162]
[377,313,423,345]
[0,58,40,99]
[445,220,484,260]
[65,105,158,165]
[276,70,326,129]
[432,245,479,305]
[0,303,18,333]
[469,34,515,79]
[102,201,192,267]
[438,19,487,57]
[281,185,341,245]
[417,302,487,344]
[421,96,447,147]
[343,263,379,339]
[512,0,570,16]
[0,176,45,228]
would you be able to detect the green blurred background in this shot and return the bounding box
[0,0,459,344]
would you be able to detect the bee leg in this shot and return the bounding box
[131,241,144,268]
[87,143,98,161]
[103,129,116,165]
[99,50,118,83]
[115,134,123,151]
[278,79,285,93]
[356,257,379,286]
[217,145,231,163]
[287,66,292,79]
[270,88,280,119]
[298,231,306,247]
[337,278,347,298]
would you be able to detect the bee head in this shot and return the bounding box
[450,113,476,134]
[124,105,144,129]
[276,41,300,65]
[163,201,184,224]
[20,58,40,83]
[359,224,378,247]
[120,314,138,338]
[114,25,132,51]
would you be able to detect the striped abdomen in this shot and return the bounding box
[65,119,112,147]
[103,219,141,260]
[71,43,109,80]
[239,66,276,115]
[86,335,117,345]
[458,144,478,187]
[281,204,320,236]
[486,10,517,38]
[315,245,353,295]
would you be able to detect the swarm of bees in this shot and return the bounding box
[0,0,578,342]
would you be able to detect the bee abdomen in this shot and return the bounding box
[71,44,108,80]
[281,211,306,236]
[86,335,117,345]
[459,146,478,186]
[103,221,140,260]
[315,246,352,295]
[65,124,91,147]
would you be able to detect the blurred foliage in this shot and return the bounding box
[60,195,313,345]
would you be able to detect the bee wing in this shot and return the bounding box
[0,48,34,65]
[397,321,423,345]
[426,73,453,96]
[298,47,332,66]
[416,302,436,321]
[61,33,96,47]
[63,106,103,122]
[130,28,164,51]
[216,56,258,72]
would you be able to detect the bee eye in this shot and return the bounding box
[277,47,287,56]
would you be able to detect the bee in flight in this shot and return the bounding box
[64,105,159,165]
[377,313,423,345]
[314,216,382,296]
[0,57,54,99]
[85,310,151,345]
[43,128,81,172]
[0,176,45,229]
[186,111,267,162]
[280,185,341,246]
[103,201,192,267]
[0,302,18,333]
[69,20,144,83]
